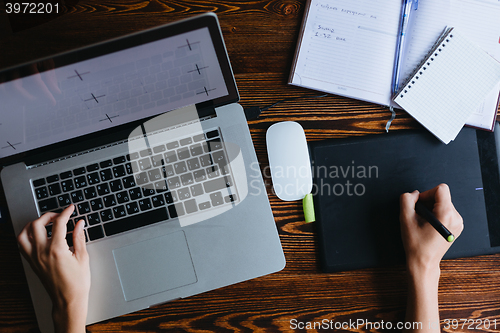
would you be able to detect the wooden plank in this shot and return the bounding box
[0,1,499,332]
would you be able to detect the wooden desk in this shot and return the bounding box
[1,2,500,332]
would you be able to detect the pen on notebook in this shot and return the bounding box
[391,0,417,96]
[415,201,455,243]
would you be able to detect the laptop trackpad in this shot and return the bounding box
[113,231,197,301]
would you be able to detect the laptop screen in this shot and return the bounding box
[0,14,237,160]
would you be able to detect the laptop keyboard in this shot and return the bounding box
[32,128,237,245]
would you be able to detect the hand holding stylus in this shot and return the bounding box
[400,183,463,272]
[400,183,463,332]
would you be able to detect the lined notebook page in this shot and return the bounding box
[289,0,401,106]
[399,0,451,82]
[451,0,500,130]
[394,28,500,144]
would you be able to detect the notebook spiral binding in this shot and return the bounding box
[396,27,455,98]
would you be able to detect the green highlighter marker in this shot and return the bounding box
[415,201,455,243]
[303,193,315,223]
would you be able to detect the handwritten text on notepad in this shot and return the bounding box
[317,3,378,18]
[291,0,400,105]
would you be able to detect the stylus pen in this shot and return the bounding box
[415,201,454,243]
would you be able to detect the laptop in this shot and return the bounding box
[0,13,285,332]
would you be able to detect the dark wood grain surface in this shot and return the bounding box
[1,1,500,332]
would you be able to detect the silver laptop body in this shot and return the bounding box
[0,13,285,332]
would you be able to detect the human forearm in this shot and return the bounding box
[52,301,88,333]
[405,265,441,332]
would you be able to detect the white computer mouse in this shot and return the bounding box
[266,121,312,201]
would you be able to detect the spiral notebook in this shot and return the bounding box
[393,28,500,144]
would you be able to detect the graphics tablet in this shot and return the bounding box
[310,126,500,272]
